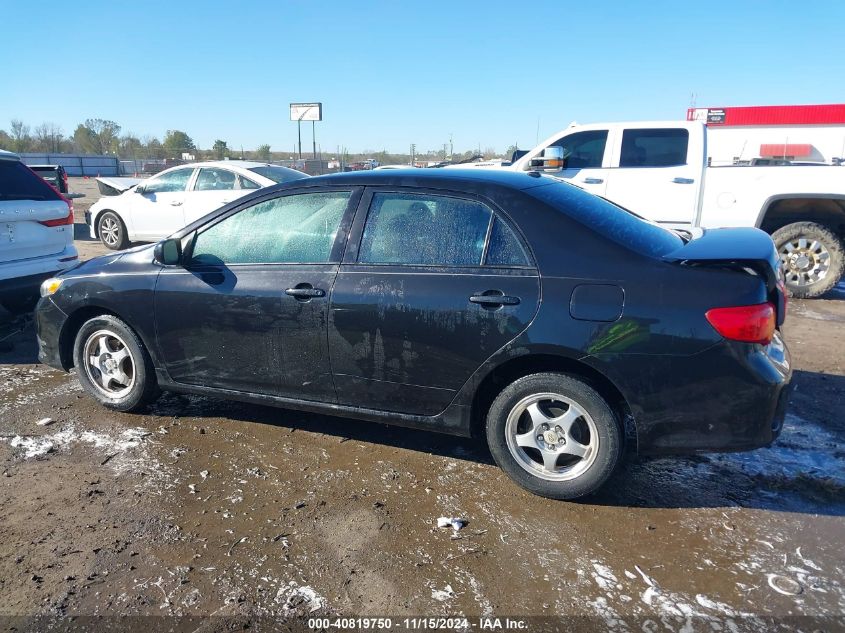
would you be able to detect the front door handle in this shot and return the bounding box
[672,177,694,184]
[170,200,183,206]
[582,177,604,184]
[470,293,520,306]
[285,286,326,299]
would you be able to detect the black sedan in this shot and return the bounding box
[35,169,792,499]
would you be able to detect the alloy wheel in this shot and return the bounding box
[100,217,120,247]
[779,237,831,288]
[82,329,136,398]
[504,392,599,482]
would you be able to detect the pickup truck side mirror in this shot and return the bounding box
[529,146,566,172]
[153,238,182,266]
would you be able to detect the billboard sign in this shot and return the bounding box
[290,103,323,122]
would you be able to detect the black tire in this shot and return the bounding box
[97,211,129,250]
[72,314,160,412]
[486,372,622,500]
[771,221,844,299]
[1,293,38,315]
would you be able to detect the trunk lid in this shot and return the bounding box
[663,227,786,324]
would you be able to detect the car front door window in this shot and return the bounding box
[144,168,193,194]
[191,191,351,265]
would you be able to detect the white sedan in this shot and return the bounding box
[87,161,307,250]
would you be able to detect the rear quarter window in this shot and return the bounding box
[0,161,62,201]
[527,180,683,257]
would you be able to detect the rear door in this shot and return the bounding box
[603,123,704,225]
[0,160,71,264]
[155,188,359,400]
[328,188,540,416]
[128,167,195,239]
[183,167,253,224]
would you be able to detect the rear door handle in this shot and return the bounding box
[170,200,183,206]
[470,294,520,306]
[672,177,694,184]
[582,177,604,184]
[285,286,326,299]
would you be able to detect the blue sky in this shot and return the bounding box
[3,1,844,155]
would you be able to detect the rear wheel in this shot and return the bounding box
[98,211,129,250]
[772,221,844,298]
[72,315,160,411]
[486,373,622,500]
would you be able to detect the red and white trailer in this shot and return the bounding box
[686,104,845,166]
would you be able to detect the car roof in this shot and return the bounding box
[184,160,283,170]
[301,168,550,190]
[0,149,21,162]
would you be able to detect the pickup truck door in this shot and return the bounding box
[603,123,705,226]
[518,128,612,198]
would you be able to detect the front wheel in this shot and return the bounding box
[771,222,844,299]
[486,373,622,500]
[72,315,160,411]
[97,211,129,250]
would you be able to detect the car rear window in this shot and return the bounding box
[248,165,308,184]
[0,160,63,201]
[527,180,683,257]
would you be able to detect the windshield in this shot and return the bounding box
[0,161,63,202]
[248,165,308,184]
[526,180,683,257]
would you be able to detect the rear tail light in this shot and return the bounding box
[39,198,74,227]
[705,302,776,346]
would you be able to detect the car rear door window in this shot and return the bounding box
[194,168,237,191]
[485,217,530,266]
[619,128,689,167]
[145,168,194,194]
[191,191,352,265]
[358,192,492,266]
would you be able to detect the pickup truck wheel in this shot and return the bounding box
[772,222,844,298]
[486,373,622,500]
[98,212,129,250]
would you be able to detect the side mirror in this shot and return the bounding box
[529,146,566,172]
[134,184,146,195]
[153,238,182,266]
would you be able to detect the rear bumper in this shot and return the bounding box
[593,332,792,455]
[0,247,79,299]
[35,296,69,371]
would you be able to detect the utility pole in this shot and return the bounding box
[449,133,453,160]
[410,143,416,166]
[312,121,316,159]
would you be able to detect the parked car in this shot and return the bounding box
[86,161,307,250]
[453,120,845,298]
[36,169,791,499]
[0,151,78,314]
[29,164,69,194]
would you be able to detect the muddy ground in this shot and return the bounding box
[0,178,843,631]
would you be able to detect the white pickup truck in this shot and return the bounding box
[461,121,845,298]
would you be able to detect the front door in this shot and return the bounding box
[329,189,541,416]
[129,167,195,240]
[524,129,611,198]
[154,188,358,401]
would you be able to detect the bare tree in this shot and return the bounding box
[256,144,271,162]
[34,122,64,153]
[9,119,31,153]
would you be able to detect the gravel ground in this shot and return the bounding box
[0,178,843,631]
